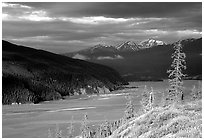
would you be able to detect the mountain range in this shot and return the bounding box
[67,39,166,59]
[2,40,126,105]
[64,38,202,81]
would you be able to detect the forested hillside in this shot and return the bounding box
[2,40,127,104]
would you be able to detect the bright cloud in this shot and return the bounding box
[144,29,168,34]
[2,3,134,24]
[60,16,135,25]
[19,10,54,21]
[73,54,90,60]
[2,2,31,9]
[2,2,54,22]
[10,36,50,42]
[97,55,124,60]
[177,30,202,35]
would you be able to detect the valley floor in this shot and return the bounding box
[2,80,201,138]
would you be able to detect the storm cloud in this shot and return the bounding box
[2,2,202,53]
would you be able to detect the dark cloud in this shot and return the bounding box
[16,2,201,18]
[2,2,202,53]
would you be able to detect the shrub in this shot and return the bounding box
[190,83,202,101]
[98,120,112,137]
[160,90,168,107]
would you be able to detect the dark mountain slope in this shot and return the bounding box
[93,38,202,81]
[2,40,126,104]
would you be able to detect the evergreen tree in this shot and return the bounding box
[124,99,134,120]
[124,92,134,121]
[47,128,52,138]
[67,116,74,138]
[147,87,154,109]
[167,41,186,103]
[190,85,197,100]
[80,113,90,138]
[140,85,150,112]
[197,81,202,99]
[160,90,167,107]
[55,124,62,138]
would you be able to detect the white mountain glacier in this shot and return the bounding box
[139,39,166,48]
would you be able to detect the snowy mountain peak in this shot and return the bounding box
[116,41,139,51]
[126,41,137,46]
[90,44,111,51]
[89,44,116,53]
[93,44,111,48]
[79,39,166,54]
[139,38,166,48]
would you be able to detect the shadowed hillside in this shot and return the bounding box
[2,40,127,105]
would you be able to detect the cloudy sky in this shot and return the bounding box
[2,2,202,53]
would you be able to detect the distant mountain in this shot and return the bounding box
[63,38,202,81]
[2,40,127,105]
[65,39,166,57]
[116,41,140,51]
[90,44,116,53]
[139,38,166,48]
[65,39,166,60]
